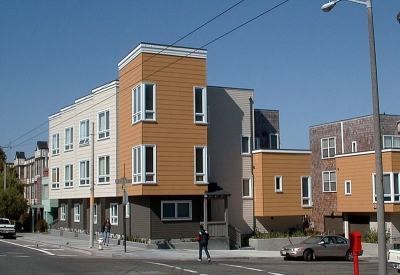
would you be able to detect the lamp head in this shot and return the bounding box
[321,1,338,12]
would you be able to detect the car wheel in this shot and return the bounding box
[345,250,353,261]
[303,250,314,261]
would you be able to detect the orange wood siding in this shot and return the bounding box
[118,52,208,196]
[336,151,400,213]
[253,152,312,217]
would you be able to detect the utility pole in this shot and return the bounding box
[2,143,11,191]
[89,122,95,248]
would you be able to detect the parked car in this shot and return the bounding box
[0,218,16,239]
[280,235,362,261]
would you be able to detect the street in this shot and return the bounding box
[1,238,399,275]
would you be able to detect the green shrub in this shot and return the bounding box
[362,229,390,243]
[252,227,317,239]
[35,219,48,232]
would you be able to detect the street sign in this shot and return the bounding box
[115,178,132,185]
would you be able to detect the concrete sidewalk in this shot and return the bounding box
[15,230,379,261]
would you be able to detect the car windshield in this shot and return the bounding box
[300,236,322,244]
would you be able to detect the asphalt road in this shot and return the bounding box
[1,239,399,275]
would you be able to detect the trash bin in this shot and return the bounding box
[98,238,104,250]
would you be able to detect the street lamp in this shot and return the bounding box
[321,1,387,275]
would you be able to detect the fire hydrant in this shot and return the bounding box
[98,237,104,250]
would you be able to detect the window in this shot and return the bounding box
[64,127,73,151]
[98,110,110,139]
[352,141,357,153]
[98,155,110,184]
[323,171,337,192]
[79,119,90,146]
[195,146,208,183]
[51,167,59,189]
[132,145,156,183]
[110,203,118,225]
[132,83,156,123]
[51,133,59,155]
[373,172,400,202]
[161,201,192,221]
[64,164,73,188]
[74,204,80,222]
[321,137,335,158]
[275,175,283,192]
[255,138,261,149]
[93,203,97,224]
[270,133,279,149]
[242,178,252,198]
[79,160,90,186]
[60,204,66,221]
[345,180,352,195]
[301,176,312,206]
[194,87,207,123]
[383,135,400,149]
[241,136,250,154]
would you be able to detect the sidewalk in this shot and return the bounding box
[16,230,379,261]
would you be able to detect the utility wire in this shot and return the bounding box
[7,0,291,151]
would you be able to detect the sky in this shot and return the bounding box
[1,0,399,160]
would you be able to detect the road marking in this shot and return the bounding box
[220,263,264,272]
[268,272,286,275]
[0,240,55,256]
[15,255,31,258]
[58,255,78,257]
[145,261,198,273]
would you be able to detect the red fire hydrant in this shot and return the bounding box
[349,231,363,275]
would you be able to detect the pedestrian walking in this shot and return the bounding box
[197,224,211,262]
[102,218,111,246]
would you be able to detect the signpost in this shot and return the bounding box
[115,175,131,253]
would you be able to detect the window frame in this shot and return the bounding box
[351,141,357,153]
[195,146,208,184]
[74,203,80,222]
[98,110,110,140]
[60,204,66,221]
[241,135,250,155]
[194,87,207,124]
[301,176,312,207]
[79,160,90,186]
[373,172,400,203]
[161,200,192,221]
[51,133,60,156]
[321,137,336,159]
[51,167,60,189]
[98,155,110,184]
[322,171,337,192]
[64,164,73,188]
[132,145,156,184]
[79,119,90,146]
[110,203,118,225]
[242,178,252,198]
[275,175,283,192]
[64,126,74,151]
[132,83,156,124]
[345,180,352,195]
[269,133,279,149]
[383,135,400,149]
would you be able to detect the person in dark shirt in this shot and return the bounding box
[196,224,211,262]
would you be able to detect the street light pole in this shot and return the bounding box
[321,1,386,274]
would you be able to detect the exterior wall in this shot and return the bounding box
[207,86,254,235]
[254,109,280,149]
[118,44,208,197]
[253,150,312,217]
[48,81,118,200]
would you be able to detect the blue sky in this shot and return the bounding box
[1,0,399,160]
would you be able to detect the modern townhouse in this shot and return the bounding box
[309,114,400,241]
[48,80,118,233]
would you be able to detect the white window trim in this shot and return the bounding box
[241,135,251,155]
[93,203,98,224]
[242,178,252,198]
[110,203,118,225]
[269,133,280,149]
[74,203,80,222]
[275,175,283,192]
[64,126,74,151]
[321,137,336,159]
[351,141,357,153]
[322,171,337,192]
[372,172,400,203]
[132,83,156,124]
[60,204,66,221]
[161,200,192,221]
[301,176,312,207]
[51,133,60,156]
[345,180,352,195]
[98,109,110,140]
[194,87,207,124]
[132,145,157,184]
[51,167,60,189]
[64,164,73,188]
[79,160,90,186]
[98,155,110,184]
[194,146,208,184]
[383,135,400,149]
[79,119,90,146]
